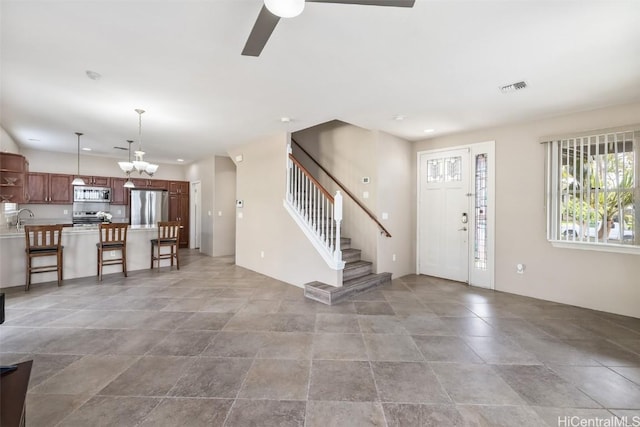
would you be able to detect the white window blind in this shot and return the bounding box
[546,128,639,251]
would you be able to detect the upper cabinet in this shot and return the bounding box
[131,178,168,190]
[169,181,188,195]
[78,175,111,187]
[110,177,128,205]
[0,153,29,203]
[27,173,73,204]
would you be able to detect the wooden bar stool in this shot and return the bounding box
[150,221,180,270]
[24,225,64,291]
[96,223,128,281]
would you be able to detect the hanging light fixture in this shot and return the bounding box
[264,0,304,18]
[71,132,86,186]
[119,108,159,177]
[119,140,136,188]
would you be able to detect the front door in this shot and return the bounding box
[418,148,470,282]
[418,142,495,289]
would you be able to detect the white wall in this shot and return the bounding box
[0,127,20,154]
[213,156,236,256]
[414,102,640,318]
[229,132,341,288]
[375,131,415,277]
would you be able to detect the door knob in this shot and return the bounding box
[458,227,467,231]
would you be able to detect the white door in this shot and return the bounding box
[190,181,201,250]
[418,148,470,282]
[417,142,495,289]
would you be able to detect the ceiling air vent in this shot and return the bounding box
[499,81,528,93]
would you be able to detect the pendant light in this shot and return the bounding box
[130,108,159,176]
[71,132,86,186]
[122,140,135,188]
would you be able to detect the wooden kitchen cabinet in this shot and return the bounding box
[110,177,129,205]
[0,152,29,203]
[27,172,73,204]
[131,178,167,190]
[169,183,189,248]
[78,175,111,187]
[169,181,188,195]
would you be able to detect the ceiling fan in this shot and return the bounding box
[242,0,416,57]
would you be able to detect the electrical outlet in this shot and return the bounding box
[382,212,389,220]
[238,212,243,219]
[63,209,68,215]
[218,211,222,216]
[110,251,116,257]
[392,254,396,262]
[363,191,369,199]
[260,251,265,258]
[516,263,525,274]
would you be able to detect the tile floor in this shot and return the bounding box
[1,250,639,426]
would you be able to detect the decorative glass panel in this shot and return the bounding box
[445,156,462,182]
[427,159,443,182]
[474,154,488,270]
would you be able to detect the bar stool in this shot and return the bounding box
[96,223,128,281]
[24,225,64,291]
[150,221,180,270]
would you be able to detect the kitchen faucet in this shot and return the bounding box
[16,208,34,231]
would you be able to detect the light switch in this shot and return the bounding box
[238,212,243,219]
[382,212,389,220]
[363,191,369,199]
[235,154,243,162]
[218,211,222,216]
[208,211,212,216]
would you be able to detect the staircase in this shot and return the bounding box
[285,143,392,305]
[304,236,391,305]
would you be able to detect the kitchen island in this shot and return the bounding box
[0,225,158,289]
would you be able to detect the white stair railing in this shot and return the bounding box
[284,152,344,270]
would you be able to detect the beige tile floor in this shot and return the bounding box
[1,250,639,426]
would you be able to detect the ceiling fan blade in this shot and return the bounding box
[306,0,415,7]
[242,5,281,57]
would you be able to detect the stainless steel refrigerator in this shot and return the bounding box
[130,189,168,226]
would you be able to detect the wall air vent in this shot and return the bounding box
[499,81,528,93]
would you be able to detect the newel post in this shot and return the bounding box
[286,143,292,203]
[333,191,343,263]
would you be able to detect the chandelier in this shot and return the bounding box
[118,108,158,177]
[118,140,136,188]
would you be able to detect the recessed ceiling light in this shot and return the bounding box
[177,158,184,162]
[280,117,291,123]
[86,70,102,81]
[394,115,405,121]
[424,129,435,133]
[82,147,92,151]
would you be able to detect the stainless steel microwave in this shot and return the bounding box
[73,186,111,202]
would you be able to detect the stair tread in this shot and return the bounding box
[304,272,392,305]
[343,272,391,287]
[344,260,372,269]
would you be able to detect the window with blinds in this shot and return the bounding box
[546,128,639,251]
